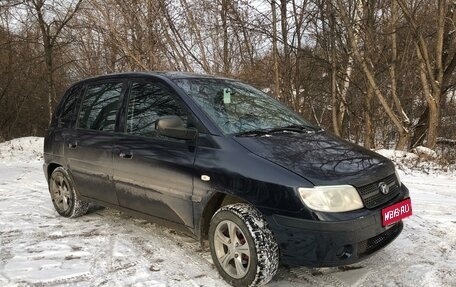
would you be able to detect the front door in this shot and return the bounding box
[113,80,196,227]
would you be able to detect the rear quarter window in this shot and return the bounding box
[56,84,83,128]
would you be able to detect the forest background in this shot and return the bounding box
[1,0,455,162]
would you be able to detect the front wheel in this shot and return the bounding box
[49,167,89,218]
[209,203,279,286]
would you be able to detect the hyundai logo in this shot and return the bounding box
[378,182,390,195]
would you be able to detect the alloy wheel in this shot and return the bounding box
[213,220,251,279]
[51,174,72,213]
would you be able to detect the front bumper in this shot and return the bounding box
[265,185,409,267]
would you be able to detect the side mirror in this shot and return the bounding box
[156,115,197,140]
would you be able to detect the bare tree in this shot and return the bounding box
[397,0,456,148]
[271,0,281,100]
[336,0,412,149]
[1,0,455,159]
[27,0,83,124]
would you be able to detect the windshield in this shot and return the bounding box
[174,78,314,135]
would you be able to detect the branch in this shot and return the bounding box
[51,0,84,46]
[335,0,407,135]
[396,0,440,97]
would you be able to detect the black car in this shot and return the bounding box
[43,72,412,287]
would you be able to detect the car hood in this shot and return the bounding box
[234,131,394,187]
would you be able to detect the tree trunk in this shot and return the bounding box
[280,0,291,106]
[396,131,410,150]
[427,99,440,148]
[364,83,374,149]
[337,0,410,150]
[390,0,410,125]
[329,7,340,136]
[331,46,339,135]
[46,67,55,124]
[410,107,428,148]
[397,0,446,149]
[221,0,229,75]
[337,56,353,132]
[291,0,306,112]
[271,0,281,100]
[30,0,83,124]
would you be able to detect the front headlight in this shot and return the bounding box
[298,185,364,212]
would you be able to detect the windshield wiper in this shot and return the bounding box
[234,124,323,137]
[233,129,271,137]
[267,124,322,133]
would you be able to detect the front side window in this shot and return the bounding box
[77,82,123,131]
[126,81,187,137]
[174,78,313,135]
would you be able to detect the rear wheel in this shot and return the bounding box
[209,203,279,286]
[49,167,89,218]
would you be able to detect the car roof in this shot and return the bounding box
[73,71,235,85]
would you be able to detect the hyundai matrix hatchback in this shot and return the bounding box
[44,72,412,286]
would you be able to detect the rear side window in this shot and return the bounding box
[78,82,123,131]
[126,81,187,137]
[57,84,82,127]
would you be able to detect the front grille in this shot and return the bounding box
[357,173,400,209]
[358,221,403,256]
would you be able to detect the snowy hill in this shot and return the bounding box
[0,136,43,162]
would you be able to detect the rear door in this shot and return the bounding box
[65,79,126,205]
[113,79,196,227]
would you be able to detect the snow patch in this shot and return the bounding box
[412,146,438,159]
[0,137,43,162]
[375,148,455,176]
[376,149,419,161]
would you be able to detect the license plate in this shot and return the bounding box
[381,198,412,227]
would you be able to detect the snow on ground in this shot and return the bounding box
[0,137,455,286]
[376,148,456,175]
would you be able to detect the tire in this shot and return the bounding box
[49,167,89,218]
[209,203,279,287]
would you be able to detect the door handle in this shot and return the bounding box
[68,142,78,149]
[119,151,133,159]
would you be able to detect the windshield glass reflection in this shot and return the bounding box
[174,78,314,135]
